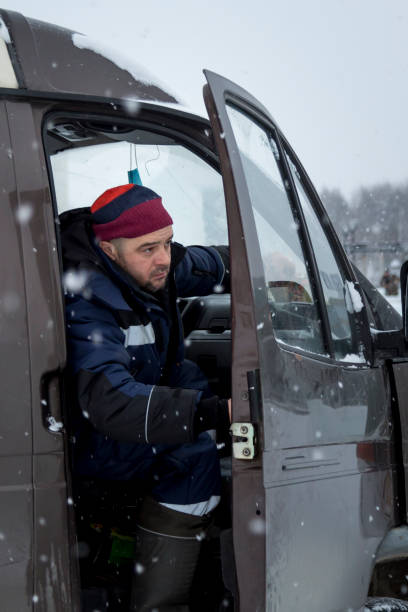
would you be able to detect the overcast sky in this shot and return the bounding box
[5,0,408,199]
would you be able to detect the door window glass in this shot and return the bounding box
[226,104,326,355]
[286,154,360,361]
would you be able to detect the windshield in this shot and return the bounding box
[50,135,228,246]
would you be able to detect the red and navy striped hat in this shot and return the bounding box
[91,184,173,242]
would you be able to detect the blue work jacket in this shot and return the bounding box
[61,209,227,475]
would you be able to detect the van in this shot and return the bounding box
[1,8,408,611]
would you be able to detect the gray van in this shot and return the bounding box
[2,8,408,611]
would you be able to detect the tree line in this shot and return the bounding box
[320,181,408,249]
[320,182,408,284]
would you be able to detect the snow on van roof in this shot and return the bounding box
[72,33,180,103]
[0,10,181,103]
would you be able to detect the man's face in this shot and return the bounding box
[100,225,173,292]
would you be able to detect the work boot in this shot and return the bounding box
[130,496,211,611]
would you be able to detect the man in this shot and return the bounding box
[380,267,399,296]
[61,183,230,610]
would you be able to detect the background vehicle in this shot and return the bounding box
[2,8,408,611]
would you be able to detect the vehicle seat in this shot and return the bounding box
[182,294,232,399]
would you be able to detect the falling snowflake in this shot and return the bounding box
[47,416,63,432]
[122,98,141,115]
[63,269,88,293]
[90,330,103,345]
[2,291,20,313]
[248,517,266,535]
[16,204,33,225]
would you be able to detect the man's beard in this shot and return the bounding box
[143,268,170,293]
[116,252,169,293]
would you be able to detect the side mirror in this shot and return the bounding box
[401,261,408,342]
[267,280,312,303]
[371,262,408,360]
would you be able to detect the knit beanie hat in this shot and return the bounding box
[91,184,173,242]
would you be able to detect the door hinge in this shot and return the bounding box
[230,422,256,460]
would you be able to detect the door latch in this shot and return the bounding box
[230,422,256,460]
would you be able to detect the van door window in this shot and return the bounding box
[225,103,326,356]
[285,153,361,361]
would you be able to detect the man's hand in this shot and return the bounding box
[228,399,232,422]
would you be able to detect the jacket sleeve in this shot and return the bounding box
[174,244,230,297]
[66,294,199,445]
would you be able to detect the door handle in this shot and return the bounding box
[40,369,64,433]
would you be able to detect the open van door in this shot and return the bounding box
[204,71,399,611]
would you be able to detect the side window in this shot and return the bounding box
[225,104,326,356]
[285,153,361,361]
[48,124,228,246]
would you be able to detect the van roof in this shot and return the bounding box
[0,9,180,105]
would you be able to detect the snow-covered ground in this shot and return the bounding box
[377,287,402,315]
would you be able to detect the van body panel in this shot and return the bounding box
[0,99,34,609]
[260,347,394,455]
[0,101,32,456]
[260,347,397,610]
[0,456,33,610]
[33,453,78,610]
[263,469,395,610]
[6,100,66,452]
[5,99,78,609]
